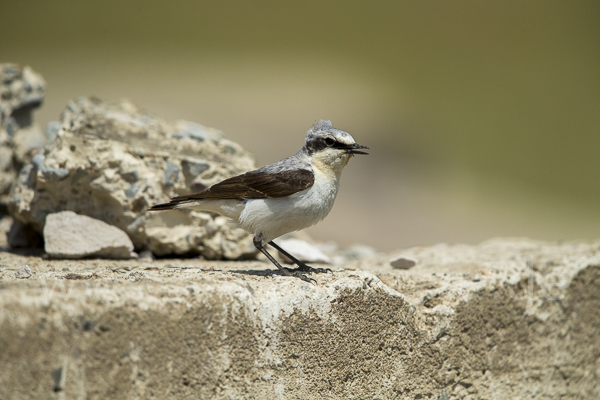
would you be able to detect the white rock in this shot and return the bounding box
[44,211,135,259]
[275,238,332,264]
[15,265,32,279]
[344,244,379,259]
[389,255,418,269]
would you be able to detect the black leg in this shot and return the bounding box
[268,240,332,274]
[253,237,316,284]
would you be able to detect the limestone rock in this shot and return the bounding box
[0,238,599,398]
[276,238,332,264]
[44,211,135,259]
[9,96,257,258]
[0,64,47,202]
[343,243,379,259]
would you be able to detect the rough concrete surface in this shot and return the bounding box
[1,238,599,399]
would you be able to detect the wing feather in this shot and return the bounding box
[151,168,314,210]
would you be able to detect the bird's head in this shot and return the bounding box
[303,120,368,172]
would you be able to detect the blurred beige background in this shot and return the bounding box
[2,1,599,251]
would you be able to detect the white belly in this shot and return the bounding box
[238,169,340,243]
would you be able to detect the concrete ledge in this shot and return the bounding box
[1,238,599,399]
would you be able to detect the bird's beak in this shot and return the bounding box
[347,143,369,155]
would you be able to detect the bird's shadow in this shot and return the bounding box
[229,268,276,277]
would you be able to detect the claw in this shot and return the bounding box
[293,271,317,285]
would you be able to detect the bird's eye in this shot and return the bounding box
[325,138,335,146]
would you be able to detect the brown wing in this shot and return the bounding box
[174,168,314,202]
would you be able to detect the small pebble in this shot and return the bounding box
[389,256,418,270]
[15,265,32,279]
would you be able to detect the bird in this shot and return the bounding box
[149,120,368,283]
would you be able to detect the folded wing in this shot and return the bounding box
[150,168,315,210]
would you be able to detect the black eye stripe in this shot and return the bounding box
[304,136,352,154]
[305,137,327,154]
[331,141,350,149]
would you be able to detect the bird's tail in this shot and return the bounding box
[149,199,195,211]
[148,202,177,211]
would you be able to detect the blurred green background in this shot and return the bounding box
[2,0,599,251]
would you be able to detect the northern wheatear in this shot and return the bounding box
[150,120,368,283]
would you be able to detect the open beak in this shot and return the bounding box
[347,143,369,155]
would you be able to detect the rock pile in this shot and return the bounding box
[8,96,258,258]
